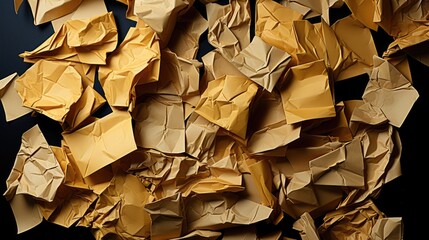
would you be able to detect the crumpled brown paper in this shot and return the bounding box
[0,73,32,122]
[207,0,251,60]
[374,0,429,38]
[185,112,219,159]
[8,194,43,234]
[15,60,83,122]
[4,124,64,202]
[195,75,258,139]
[246,90,301,155]
[279,60,336,124]
[278,170,343,219]
[360,56,419,127]
[134,0,194,47]
[14,0,83,25]
[20,12,118,65]
[343,0,378,30]
[202,51,246,83]
[169,7,208,60]
[133,95,186,154]
[52,0,108,32]
[138,49,201,97]
[99,21,161,110]
[339,124,402,206]
[144,193,185,240]
[309,138,364,187]
[62,110,137,177]
[80,173,152,240]
[293,212,320,240]
[256,0,303,66]
[62,86,106,131]
[3,0,420,238]
[151,154,243,198]
[36,185,97,228]
[186,193,273,231]
[304,102,354,142]
[370,217,403,240]
[232,36,291,92]
[172,230,221,240]
[318,200,385,239]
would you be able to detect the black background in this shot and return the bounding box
[0,1,427,239]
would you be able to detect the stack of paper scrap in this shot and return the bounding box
[3,0,425,239]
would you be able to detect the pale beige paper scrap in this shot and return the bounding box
[15,60,83,123]
[309,138,364,187]
[20,12,118,65]
[99,22,160,110]
[0,73,32,121]
[280,60,336,124]
[232,36,291,92]
[134,0,194,47]
[52,0,108,31]
[207,0,251,61]
[371,217,403,240]
[133,95,186,154]
[144,193,184,240]
[3,125,64,202]
[195,75,258,139]
[293,212,321,240]
[169,7,208,60]
[362,56,419,127]
[62,110,137,177]
[8,194,43,234]
[14,0,83,25]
